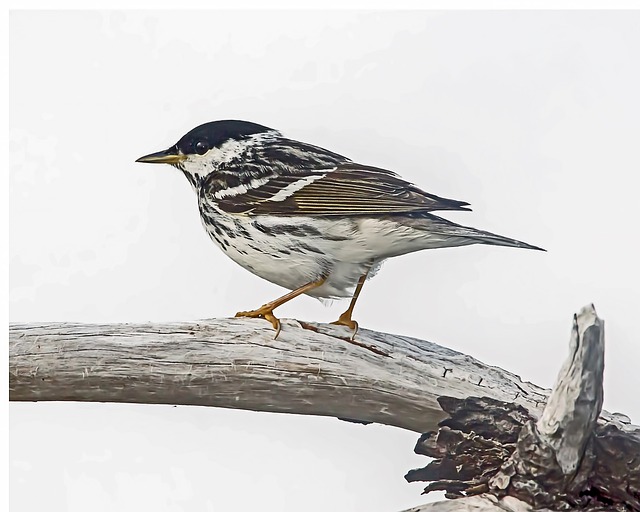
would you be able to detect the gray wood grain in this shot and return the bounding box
[537,304,605,474]
[11,307,638,511]
[10,317,548,433]
[406,305,639,511]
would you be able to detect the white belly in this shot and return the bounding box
[200,211,373,298]
[199,205,461,299]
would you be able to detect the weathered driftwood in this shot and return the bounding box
[9,317,549,433]
[404,494,535,511]
[405,305,640,511]
[9,305,640,511]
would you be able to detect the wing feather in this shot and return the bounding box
[217,163,471,216]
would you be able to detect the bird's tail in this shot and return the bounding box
[420,213,545,252]
[467,230,545,251]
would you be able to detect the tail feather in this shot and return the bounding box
[420,213,545,252]
[468,230,545,251]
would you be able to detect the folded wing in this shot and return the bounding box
[217,164,471,216]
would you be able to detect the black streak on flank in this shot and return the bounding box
[211,234,228,251]
[253,222,324,238]
[298,242,324,255]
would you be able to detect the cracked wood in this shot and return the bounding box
[10,317,548,433]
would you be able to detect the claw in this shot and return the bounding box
[331,313,359,341]
[234,277,326,341]
[264,312,282,339]
[236,307,282,338]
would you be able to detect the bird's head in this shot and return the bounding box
[136,120,279,187]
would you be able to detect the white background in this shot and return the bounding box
[10,9,640,512]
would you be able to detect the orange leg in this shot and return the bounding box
[331,272,369,338]
[236,277,327,338]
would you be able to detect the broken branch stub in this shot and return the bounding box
[408,305,640,511]
[536,304,605,475]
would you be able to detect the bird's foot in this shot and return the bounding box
[235,307,282,339]
[331,312,359,340]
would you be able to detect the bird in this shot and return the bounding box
[136,120,543,338]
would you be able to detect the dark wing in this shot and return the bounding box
[217,163,471,216]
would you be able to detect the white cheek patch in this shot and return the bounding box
[207,139,245,164]
[207,131,282,164]
[266,173,328,202]
[180,130,281,181]
[181,154,215,178]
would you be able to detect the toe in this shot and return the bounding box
[237,309,281,336]
[263,312,282,339]
[263,312,280,330]
[331,317,357,331]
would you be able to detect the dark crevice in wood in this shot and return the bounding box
[406,396,640,511]
[9,307,639,511]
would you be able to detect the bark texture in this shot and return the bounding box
[9,305,639,511]
[10,317,548,433]
[405,306,640,511]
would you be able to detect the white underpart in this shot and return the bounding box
[266,172,328,202]
[213,177,271,199]
[198,196,475,299]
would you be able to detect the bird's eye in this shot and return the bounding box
[195,140,209,155]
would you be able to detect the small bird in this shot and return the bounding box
[137,120,543,337]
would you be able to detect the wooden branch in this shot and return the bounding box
[403,495,535,511]
[9,305,639,511]
[9,318,548,433]
[536,305,604,474]
[407,305,640,511]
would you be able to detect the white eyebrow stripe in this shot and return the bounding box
[266,173,328,203]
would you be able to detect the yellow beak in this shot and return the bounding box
[135,148,186,164]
